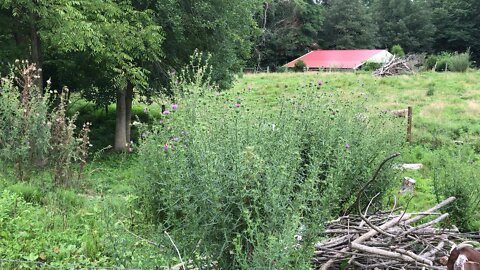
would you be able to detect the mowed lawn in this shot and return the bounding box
[233,71,480,146]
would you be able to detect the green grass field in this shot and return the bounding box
[233,71,480,147]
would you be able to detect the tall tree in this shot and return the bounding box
[319,0,377,49]
[428,0,480,62]
[252,0,324,70]
[147,0,261,89]
[0,0,164,151]
[371,0,435,53]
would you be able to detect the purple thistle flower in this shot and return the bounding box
[143,107,149,113]
[164,143,169,152]
[163,110,170,115]
[345,143,351,149]
[171,104,178,109]
[234,103,241,108]
[318,80,323,86]
[159,119,164,124]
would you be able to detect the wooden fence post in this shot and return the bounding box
[407,106,413,143]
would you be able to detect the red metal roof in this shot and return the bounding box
[286,50,385,69]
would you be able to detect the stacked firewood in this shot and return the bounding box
[374,56,413,76]
[314,197,480,269]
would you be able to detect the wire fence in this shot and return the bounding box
[0,259,146,270]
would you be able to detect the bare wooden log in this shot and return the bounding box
[422,241,445,259]
[399,213,449,238]
[320,214,410,270]
[315,235,353,249]
[404,197,455,225]
[351,242,420,263]
[394,248,433,265]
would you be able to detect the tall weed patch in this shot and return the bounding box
[433,145,480,231]
[137,76,404,268]
[0,62,90,185]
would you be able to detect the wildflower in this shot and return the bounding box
[163,110,170,115]
[345,144,350,149]
[144,107,149,113]
[318,80,323,86]
[234,103,241,108]
[46,78,52,85]
[164,143,169,152]
[171,104,178,109]
[159,119,164,124]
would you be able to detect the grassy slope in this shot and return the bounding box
[232,71,480,217]
[233,71,480,146]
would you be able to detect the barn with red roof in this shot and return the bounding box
[285,49,392,70]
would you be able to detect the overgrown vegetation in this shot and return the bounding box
[0,63,90,185]
[0,63,479,268]
[425,51,471,72]
[433,146,480,231]
[136,63,404,269]
[391,44,405,57]
[361,61,382,71]
[293,60,307,72]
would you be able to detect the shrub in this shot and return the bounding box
[293,60,307,72]
[432,145,480,231]
[0,62,91,185]
[136,64,404,269]
[448,51,470,72]
[361,61,382,71]
[424,51,470,72]
[276,66,288,73]
[425,55,438,70]
[391,44,405,57]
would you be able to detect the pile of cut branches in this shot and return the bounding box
[314,196,480,269]
[374,56,413,76]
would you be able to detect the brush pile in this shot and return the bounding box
[374,56,414,76]
[314,197,480,269]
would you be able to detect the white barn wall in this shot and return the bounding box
[368,50,393,63]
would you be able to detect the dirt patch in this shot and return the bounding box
[420,101,447,117]
[467,100,480,115]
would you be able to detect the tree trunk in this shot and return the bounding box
[114,89,127,151]
[30,20,43,90]
[125,82,133,144]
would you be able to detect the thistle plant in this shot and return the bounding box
[0,62,91,186]
[136,65,404,269]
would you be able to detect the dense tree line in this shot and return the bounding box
[0,0,261,150]
[1,0,479,149]
[253,0,480,69]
